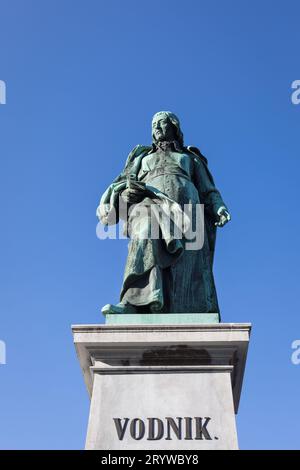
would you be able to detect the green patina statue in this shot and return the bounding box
[97,112,230,317]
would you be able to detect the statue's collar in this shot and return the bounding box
[151,140,183,153]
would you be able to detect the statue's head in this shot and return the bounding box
[152,111,184,146]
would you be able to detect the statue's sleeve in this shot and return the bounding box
[96,145,148,225]
[96,178,126,226]
[192,157,228,221]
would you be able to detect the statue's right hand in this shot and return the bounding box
[121,188,144,204]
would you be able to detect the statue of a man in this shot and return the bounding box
[97,111,230,317]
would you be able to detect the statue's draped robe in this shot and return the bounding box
[98,143,228,314]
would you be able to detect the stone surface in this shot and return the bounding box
[104,312,220,325]
[72,321,251,450]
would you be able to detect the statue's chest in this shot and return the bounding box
[140,151,191,173]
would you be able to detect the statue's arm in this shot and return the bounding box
[96,145,150,225]
[96,178,124,226]
[193,157,230,226]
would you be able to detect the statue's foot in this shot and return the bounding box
[101,302,137,315]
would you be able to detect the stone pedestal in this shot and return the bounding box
[72,320,251,450]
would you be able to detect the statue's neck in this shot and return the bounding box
[154,140,182,152]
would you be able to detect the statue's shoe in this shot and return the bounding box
[101,302,137,315]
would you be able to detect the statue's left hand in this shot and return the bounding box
[215,206,231,227]
[121,188,145,204]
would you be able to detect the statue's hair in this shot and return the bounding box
[152,111,184,146]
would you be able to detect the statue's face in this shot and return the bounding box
[152,117,177,142]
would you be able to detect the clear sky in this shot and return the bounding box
[0,0,300,450]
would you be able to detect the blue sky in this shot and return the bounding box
[0,0,300,449]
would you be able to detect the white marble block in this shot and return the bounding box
[72,322,251,450]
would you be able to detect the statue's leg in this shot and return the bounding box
[121,264,164,312]
[159,241,220,314]
[117,199,184,314]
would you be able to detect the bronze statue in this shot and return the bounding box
[97,111,230,317]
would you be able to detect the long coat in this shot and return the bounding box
[97,144,228,315]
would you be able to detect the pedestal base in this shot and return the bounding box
[105,312,220,325]
[72,320,251,450]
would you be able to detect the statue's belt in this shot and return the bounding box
[140,167,191,182]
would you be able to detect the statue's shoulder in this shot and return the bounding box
[125,144,152,168]
[185,146,208,165]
